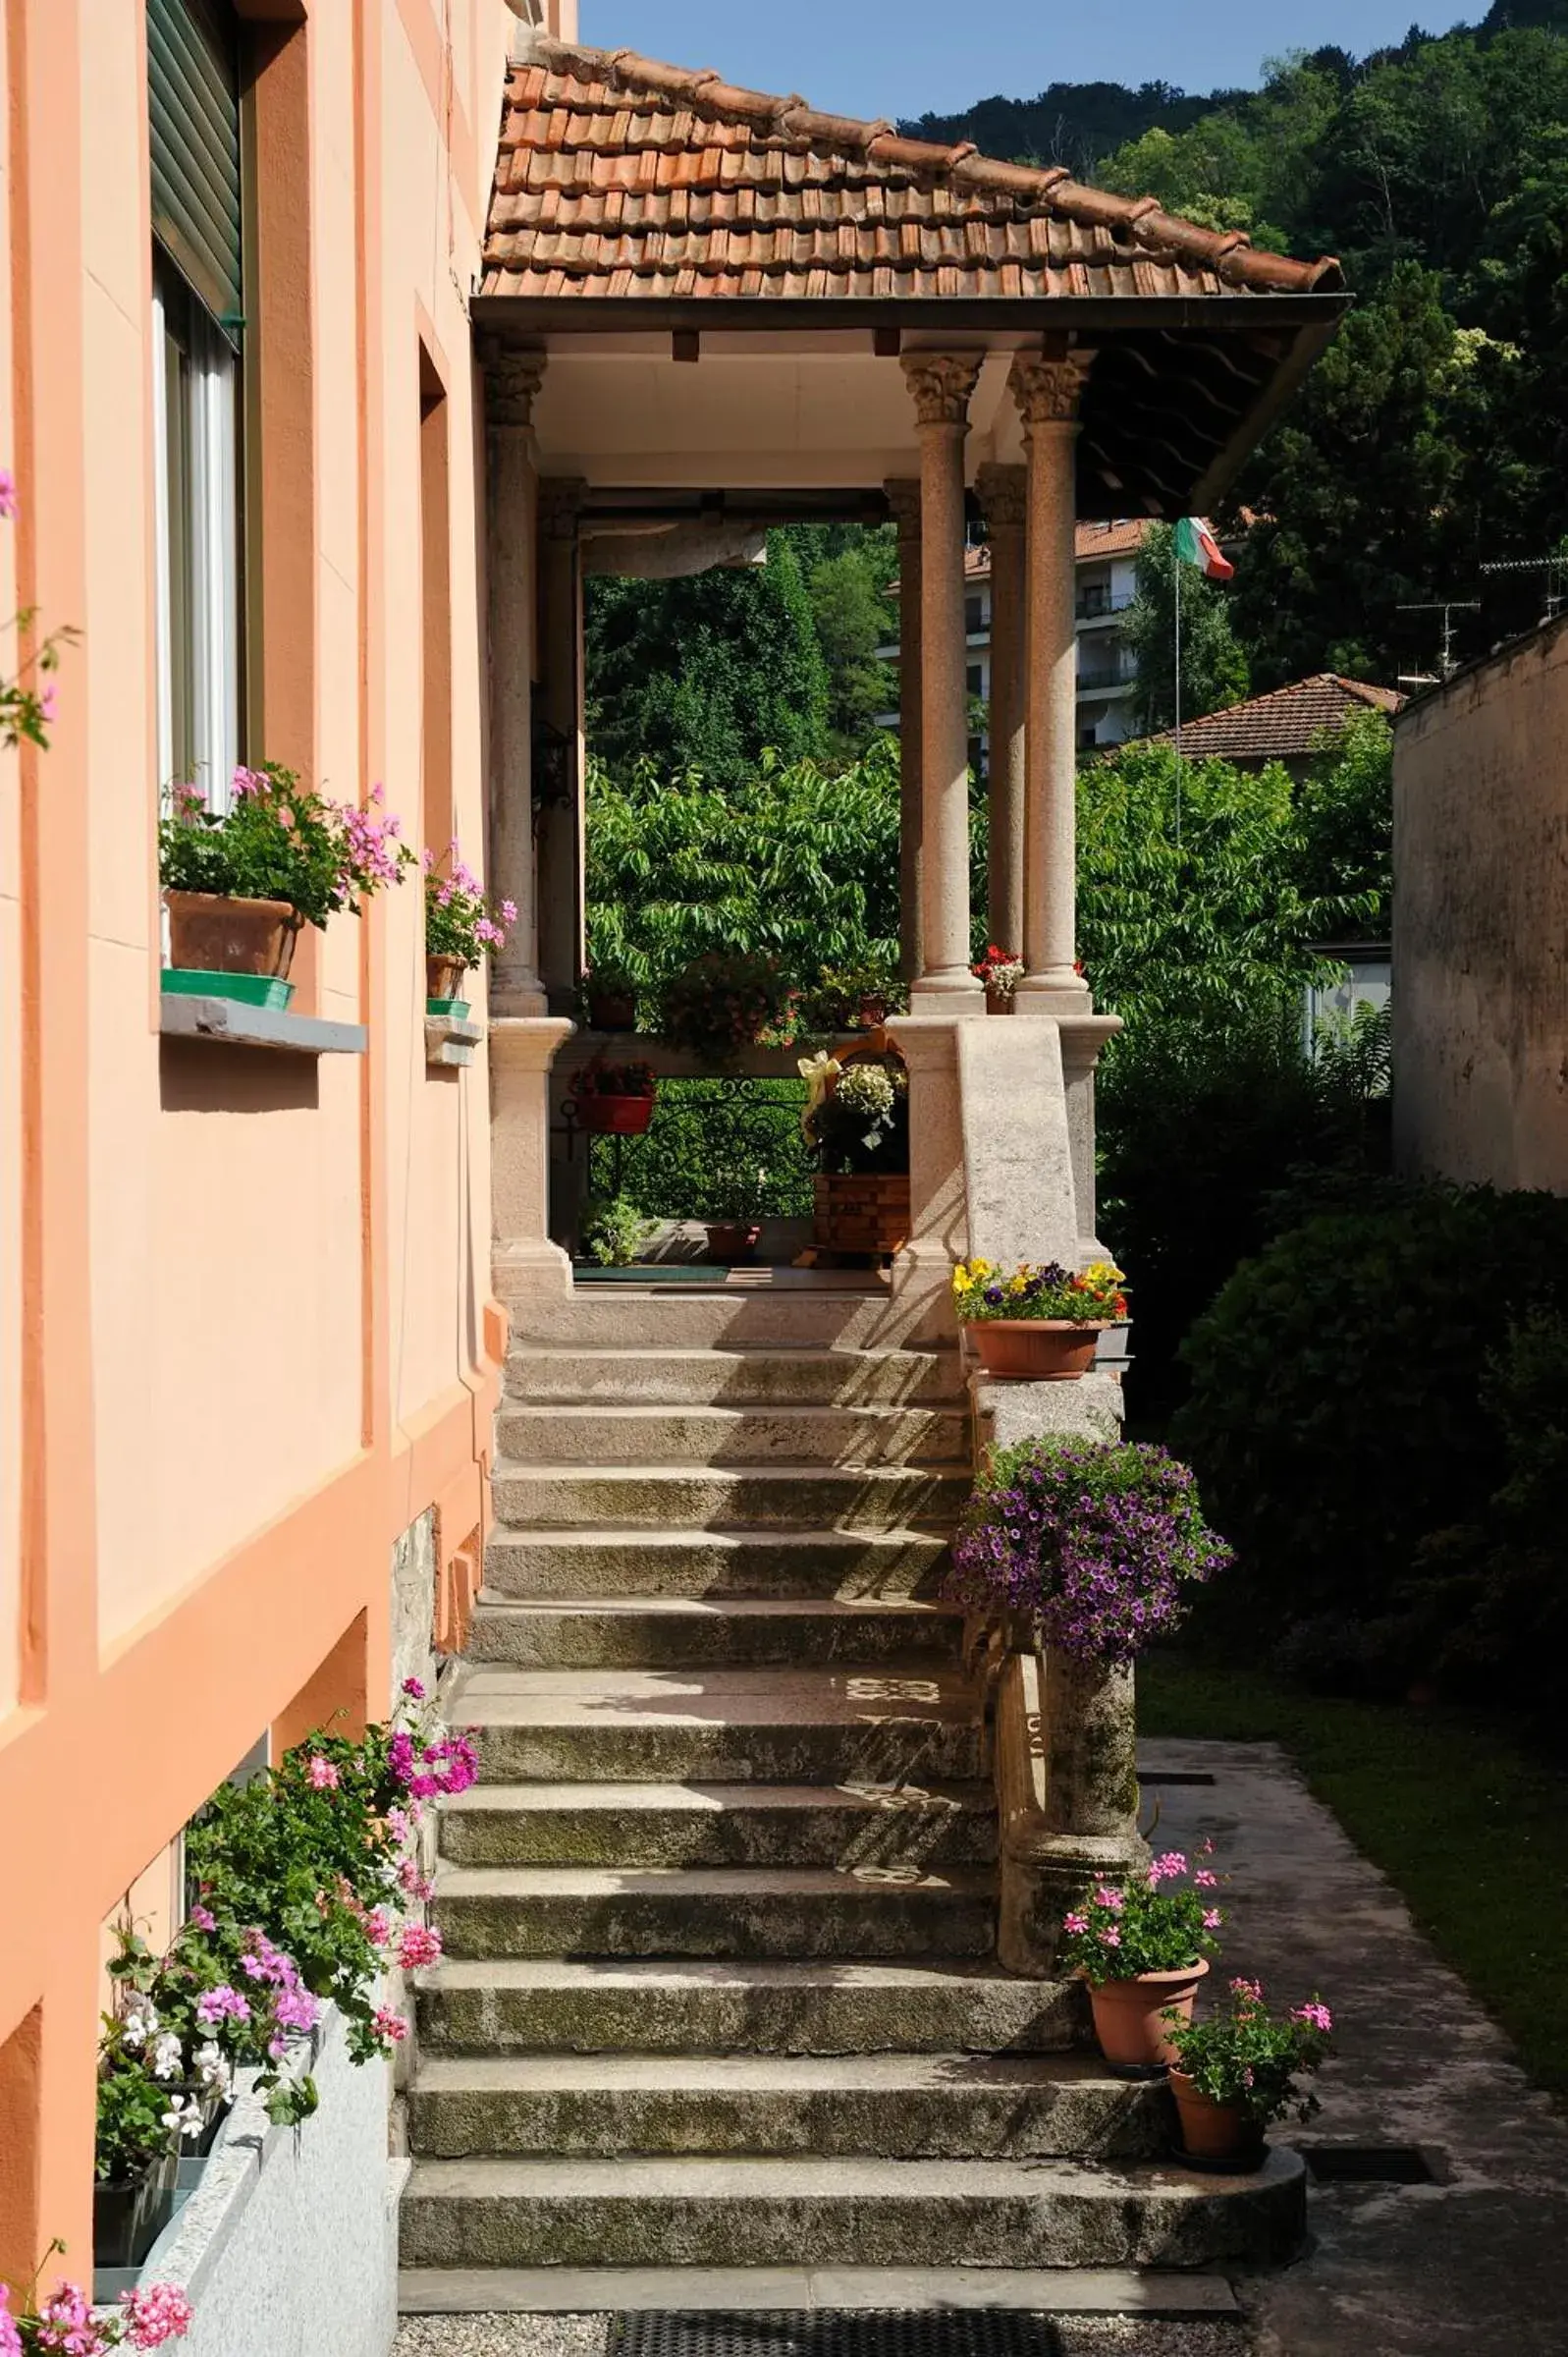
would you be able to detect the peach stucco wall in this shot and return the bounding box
[0,0,529,2275]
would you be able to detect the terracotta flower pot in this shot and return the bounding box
[165,890,297,979]
[1169,2067,1267,2165]
[426,952,470,1006]
[706,1222,762,1264]
[968,1319,1107,1380]
[985,986,1014,1014]
[575,1092,656,1135]
[1087,1958,1210,2070]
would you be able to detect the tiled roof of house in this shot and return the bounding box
[483,40,1344,302]
[1149,674,1405,760]
[913,521,1156,594]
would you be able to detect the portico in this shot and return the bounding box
[472,32,1347,1313]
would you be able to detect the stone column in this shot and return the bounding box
[900,355,984,1005]
[536,475,587,1013]
[483,343,548,1016]
[1009,351,1094,1014]
[885,478,924,987]
[976,463,1027,955]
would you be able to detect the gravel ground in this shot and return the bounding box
[393,2318,1250,2357]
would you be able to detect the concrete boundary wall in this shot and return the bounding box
[135,2008,398,2357]
[1392,615,1568,1189]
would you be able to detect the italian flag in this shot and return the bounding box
[1174,516,1234,580]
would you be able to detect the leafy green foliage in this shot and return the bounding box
[1164,1982,1333,2126]
[585,537,831,785]
[1172,1187,1568,1696]
[159,764,414,929]
[585,742,900,995]
[580,1194,659,1266]
[1123,521,1250,731]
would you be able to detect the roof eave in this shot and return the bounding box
[1188,306,1347,516]
[469,290,1353,341]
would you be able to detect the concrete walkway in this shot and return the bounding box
[396,1735,1568,2356]
[1145,1737,1568,2357]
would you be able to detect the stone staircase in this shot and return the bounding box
[400,1284,1302,2304]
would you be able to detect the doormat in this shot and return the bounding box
[613,2319,1069,2357]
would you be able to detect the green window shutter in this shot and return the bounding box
[147,0,242,340]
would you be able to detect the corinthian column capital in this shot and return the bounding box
[482,341,547,430]
[900,352,983,428]
[1008,350,1095,432]
[977,461,1028,536]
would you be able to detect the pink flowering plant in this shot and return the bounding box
[99,1682,475,2167]
[1057,1846,1226,1986]
[159,763,414,930]
[423,842,515,971]
[946,1436,1232,1664]
[0,467,78,752]
[0,2259,192,2352]
[1162,1979,1334,2126]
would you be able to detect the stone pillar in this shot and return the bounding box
[483,343,548,1016]
[885,478,924,987]
[976,463,1027,955]
[490,1015,575,1301]
[900,355,984,1005]
[1009,351,1094,1014]
[536,475,587,1013]
[996,1643,1147,1977]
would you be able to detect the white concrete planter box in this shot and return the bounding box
[128,2006,400,2357]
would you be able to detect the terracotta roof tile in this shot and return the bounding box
[482,39,1343,302]
[1144,674,1406,761]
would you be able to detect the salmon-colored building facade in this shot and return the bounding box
[0,0,577,2276]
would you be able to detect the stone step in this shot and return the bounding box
[482,1527,952,1602]
[407,2053,1168,2164]
[463,1596,966,1671]
[505,1291,911,1352]
[432,1865,996,1962]
[416,1959,1091,2058]
[489,1462,971,1532]
[398,2264,1246,2317]
[453,1663,984,1784]
[495,1402,970,1468]
[438,1781,997,1870]
[508,1346,963,1409]
[398,2151,1308,2271]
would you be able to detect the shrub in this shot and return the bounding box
[580,1194,658,1266]
[946,1436,1231,1663]
[1172,1185,1568,1652]
[588,1077,815,1222]
[660,952,798,1068]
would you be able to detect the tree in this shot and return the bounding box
[1221,264,1466,686]
[585,536,831,787]
[1122,523,1250,732]
[584,740,901,994]
[775,523,899,761]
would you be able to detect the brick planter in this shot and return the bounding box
[812,1172,910,1256]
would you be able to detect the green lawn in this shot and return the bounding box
[1139,1654,1568,2098]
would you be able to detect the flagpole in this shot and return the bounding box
[1172,528,1183,852]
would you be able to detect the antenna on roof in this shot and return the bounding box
[1396,601,1480,683]
[1478,555,1567,630]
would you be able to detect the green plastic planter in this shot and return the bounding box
[163,967,296,1012]
[426,997,471,1018]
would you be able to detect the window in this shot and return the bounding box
[148,0,244,804]
[964,593,985,635]
[966,664,984,698]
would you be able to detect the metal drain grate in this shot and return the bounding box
[1302,2145,1438,2184]
[613,2317,1068,2357]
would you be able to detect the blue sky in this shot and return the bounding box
[580,2,1476,123]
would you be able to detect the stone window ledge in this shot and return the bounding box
[160,993,367,1056]
[425,1011,485,1069]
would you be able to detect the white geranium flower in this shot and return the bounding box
[151,2031,185,2082]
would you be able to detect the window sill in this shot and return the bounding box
[426,1011,485,1069]
[160,992,367,1056]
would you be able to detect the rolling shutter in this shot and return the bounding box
[147,0,242,342]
